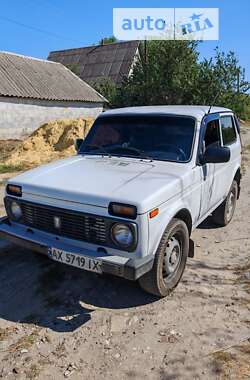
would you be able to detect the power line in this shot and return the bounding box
[0,15,82,44]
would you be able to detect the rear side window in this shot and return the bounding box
[220,116,237,145]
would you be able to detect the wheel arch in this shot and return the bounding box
[233,167,241,199]
[173,208,192,236]
[148,203,193,258]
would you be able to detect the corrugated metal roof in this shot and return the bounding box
[0,51,107,103]
[48,41,140,85]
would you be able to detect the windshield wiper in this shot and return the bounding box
[80,144,112,157]
[81,144,153,160]
[107,145,154,160]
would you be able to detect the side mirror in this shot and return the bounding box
[74,138,83,152]
[203,145,230,164]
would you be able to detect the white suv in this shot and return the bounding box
[0,106,242,297]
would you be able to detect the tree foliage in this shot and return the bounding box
[116,41,200,107]
[95,40,249,119]
[90,78,117,105]
[98,36,118,45]
[194,49,250,118]
[66,63,81,76]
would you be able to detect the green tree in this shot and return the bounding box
[113,41,249,119]
[91,78,117,106]
[115,40,200,107]
[195,49,250,118]
[66,64,81,76]
[98,36,118,45]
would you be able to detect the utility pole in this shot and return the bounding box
[144,40,148,103]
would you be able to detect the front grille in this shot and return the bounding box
[19,200,109,246]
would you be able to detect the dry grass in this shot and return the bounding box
[8,330,39,352]
[242,153,249,176]
[0,327,15,342]
[211,341,250,379]
[212,350,235,375]
[233,260,250,308]
[0,139,21,161]
[24,363,41,380]
[211,261,250,378]
[54,341,67,358]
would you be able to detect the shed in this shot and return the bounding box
[48,41,140,85]
[0,51,107,139]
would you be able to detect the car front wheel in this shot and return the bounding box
[139,218,189,297]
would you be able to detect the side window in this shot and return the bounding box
[204,119,221,148]
[220,116,237,145]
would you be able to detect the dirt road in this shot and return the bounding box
[0,130,250,380]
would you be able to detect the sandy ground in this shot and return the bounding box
[0,129,250,380]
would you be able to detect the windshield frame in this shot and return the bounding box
[79,113,198,164]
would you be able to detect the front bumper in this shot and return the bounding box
[0,217,154,281]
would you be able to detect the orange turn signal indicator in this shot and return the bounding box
[149,208,159,219]
[6,184,22,197]
[108,202,137,220]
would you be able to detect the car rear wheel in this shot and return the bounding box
[138,218,189,297]
[212,180,238,227]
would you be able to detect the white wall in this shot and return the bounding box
[0,97,104,139]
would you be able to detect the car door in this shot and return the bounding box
[216,113,241,197]
[198,113,223,219]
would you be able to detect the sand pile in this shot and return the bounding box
[4,117,94,167]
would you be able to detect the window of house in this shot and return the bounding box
[204,119,221,148]
[220,116,237,145]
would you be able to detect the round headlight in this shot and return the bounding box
[111,223,134,247]
[10,201,22,220]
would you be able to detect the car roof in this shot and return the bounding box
[103,105,233,121]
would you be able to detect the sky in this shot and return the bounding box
[0,0,249,79]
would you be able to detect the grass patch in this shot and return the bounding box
[0,163,26,174]
[211,346,250,379]
[8,330,39,352]
[25,363,41,380]
[211,351,235,378]
[0,139,21,161]
[241,156,249,175]
[54,341,66,358]
[0,327,14,341]
[233,260,250,309]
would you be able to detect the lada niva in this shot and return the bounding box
[0,106,241,296]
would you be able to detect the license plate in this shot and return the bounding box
[48,247,102,274]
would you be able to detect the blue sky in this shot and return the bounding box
[1,0,249,79]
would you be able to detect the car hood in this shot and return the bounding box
[9,155,191,214]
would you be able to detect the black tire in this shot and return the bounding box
[212,180,238,227]
[138,218,189,297]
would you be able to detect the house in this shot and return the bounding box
[0,51,107,139]
[48,40,140,85]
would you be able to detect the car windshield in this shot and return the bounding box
[79,115,196,163]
